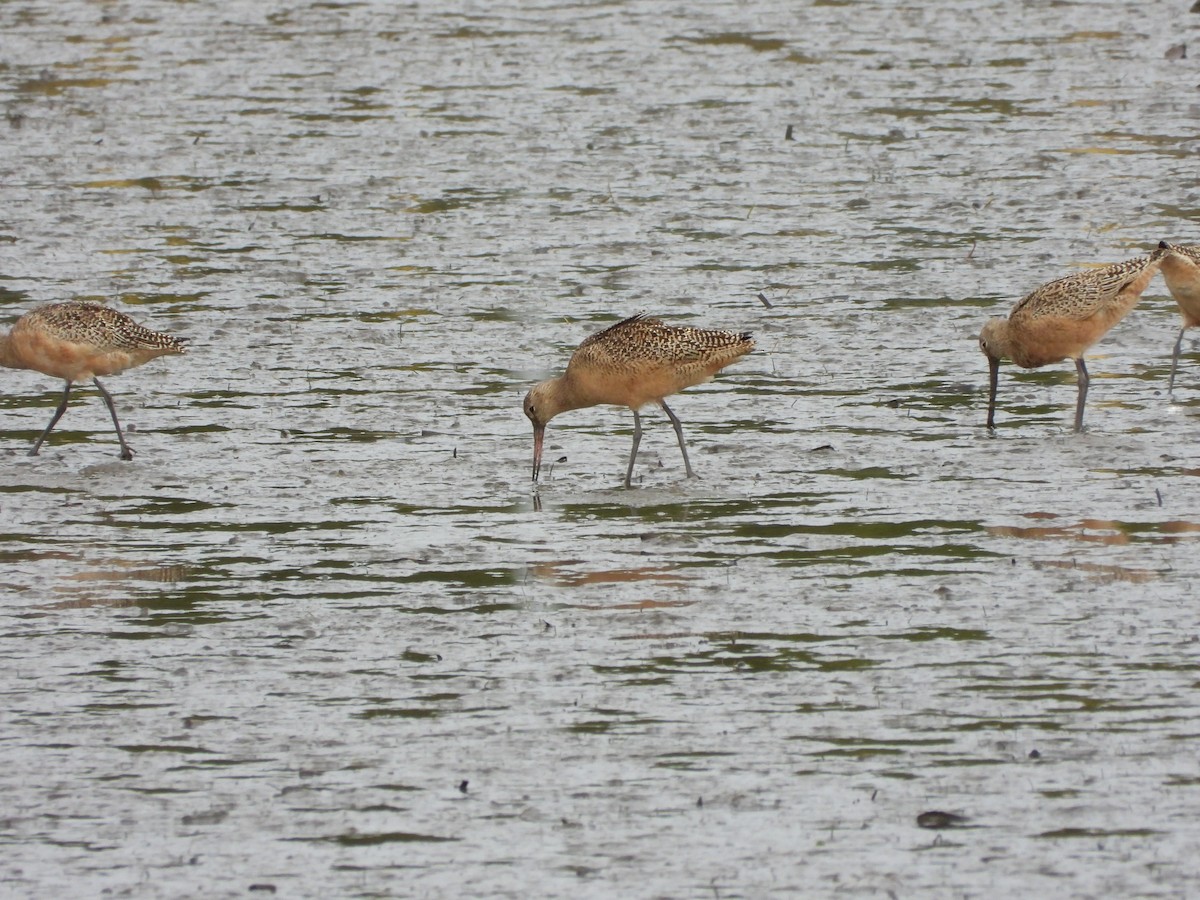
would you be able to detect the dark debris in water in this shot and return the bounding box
[917,810,970,829]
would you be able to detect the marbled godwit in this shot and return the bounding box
[1155,240,1200,392]
[523,314,754,487]
[979,250,1163,431]
[0,301,187,459]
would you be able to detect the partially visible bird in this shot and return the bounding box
[523,315,754,487]
[978,250,1163,431]
[1154,240,1200,392]
[0,301,187,459]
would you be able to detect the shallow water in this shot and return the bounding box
[3,0,1200,896]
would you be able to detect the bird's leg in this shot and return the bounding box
[93,378,134,460]
[986,356,999,430]
[624,409,643,488]
[1073,357,1089,433]
[29,380,73,456]
[660,399,696,479]
[1169,325,1186,394]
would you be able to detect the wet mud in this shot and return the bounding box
[2,1,1200,896]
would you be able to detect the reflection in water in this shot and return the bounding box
[1032,559,1157,584]
[989,516,1200,546]
[529,561,689,587]
[47,558,187,608]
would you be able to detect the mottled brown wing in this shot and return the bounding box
[572,315,752,377]
[1009,255,1153,323]
[30,302,186,353]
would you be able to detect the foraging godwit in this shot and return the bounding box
[0,301,187,459]
[1155,240,1200,392]
[979,250,1163,431]
[523,314,754,487]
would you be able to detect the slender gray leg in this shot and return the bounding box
[93,378,133,460]
[1073,358,1089,433]
[29,381,73,456]
[659,399,696,479]
[624,409,642,488]
[1169,326,1186,394]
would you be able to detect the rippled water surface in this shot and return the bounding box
[3,1,1200,896]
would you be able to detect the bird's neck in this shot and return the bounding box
[1160,252,1200,294]
[0,331,20,370]
[1121,258,1161,305]
[542,373,592,420]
